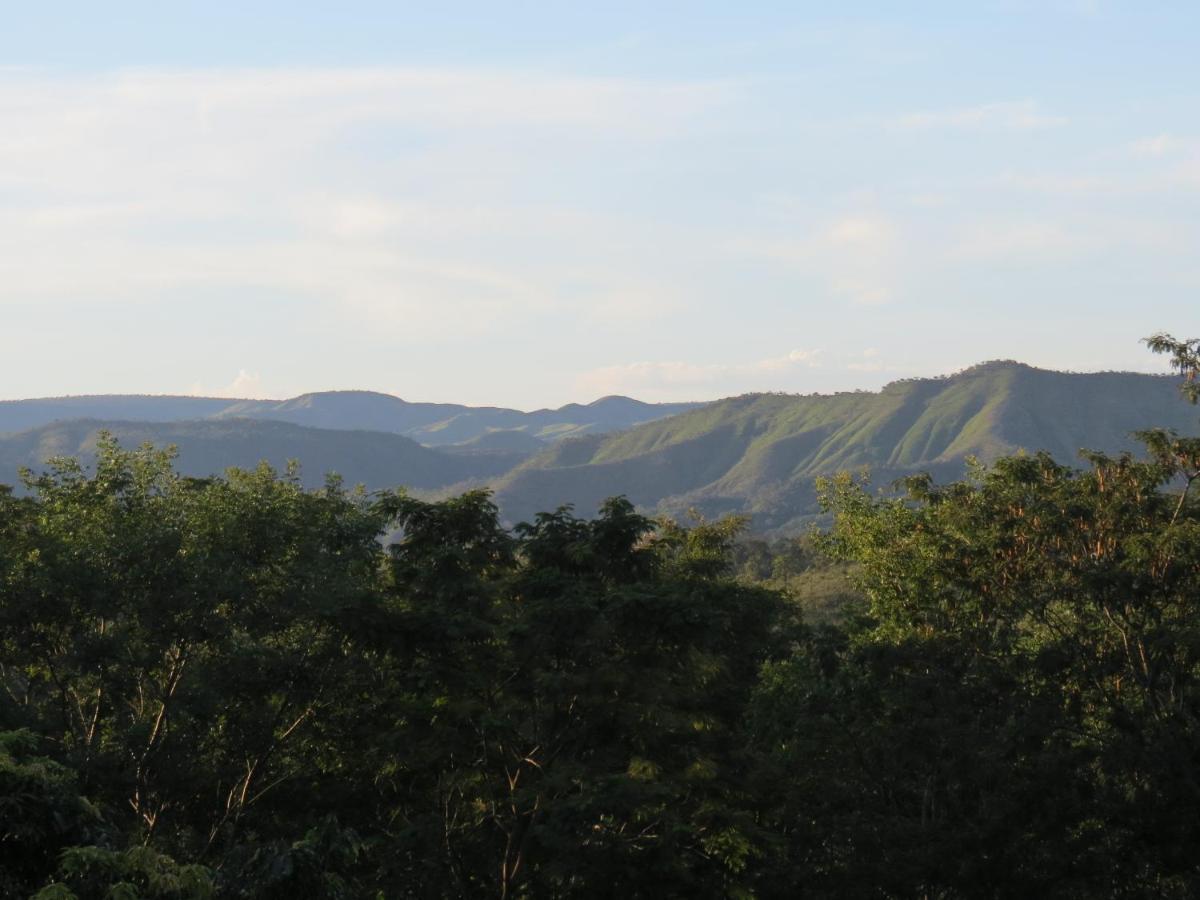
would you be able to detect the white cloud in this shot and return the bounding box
[753,348,826,372]
[844,347,886,372]
[988,128,1200,199]
[826,218,890,244]
[1131,134,1184,158]
[896,100,1065,132]
[789,348,824,364]
[190,369,275,400]
[0,67,729,159]
[0,66,730,338]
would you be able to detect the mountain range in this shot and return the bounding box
[2,362,1195,531]
[493,361,1198,529]
[0,392,699,446]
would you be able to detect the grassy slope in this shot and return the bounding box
[493,363,1197,528]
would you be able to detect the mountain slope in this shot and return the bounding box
[0,419,518,493]
[492,363,1198,529]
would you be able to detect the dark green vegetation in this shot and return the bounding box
[0,392,699,446]
[0,441,794,897]
[0,419,524,494]
[496,362,1194,529]
[3,337,1199,896]
[729,534,862,625]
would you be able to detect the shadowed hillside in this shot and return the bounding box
[0,419,520,492]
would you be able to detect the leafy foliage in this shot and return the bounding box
[749,442,1200,896]
[1145,332,1200,404]
[0,438,794,896]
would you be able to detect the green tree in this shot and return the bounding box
[367,494,794,896]
[0,438,390,891]
[0,729,105,897]
[751,350,1200,896]
[1145,331,1200,403]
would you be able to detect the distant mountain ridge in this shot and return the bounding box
[0,392,701,446]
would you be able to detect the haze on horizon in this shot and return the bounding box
[2,2,1197,408]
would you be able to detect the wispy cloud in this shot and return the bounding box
[847,347,884,372]
[895,100,1065,132]
[733,214,901,305]
[1,37,1197,408]
[0,66,731,339]
[1131,134,1185,158]
[950,216,1184,264]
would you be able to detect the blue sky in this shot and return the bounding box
[2,2,1198,406]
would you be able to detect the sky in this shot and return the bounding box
[2,2,1198,408]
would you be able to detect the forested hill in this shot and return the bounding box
[0,391,699,446]
[493,362,1197,530]
[0,419,522,492]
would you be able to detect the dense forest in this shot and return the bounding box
[2,335,1200,897]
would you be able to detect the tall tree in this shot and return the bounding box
[751,335,1200,896]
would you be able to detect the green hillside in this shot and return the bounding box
[0,419,516,493]
[493,363,1197,529]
